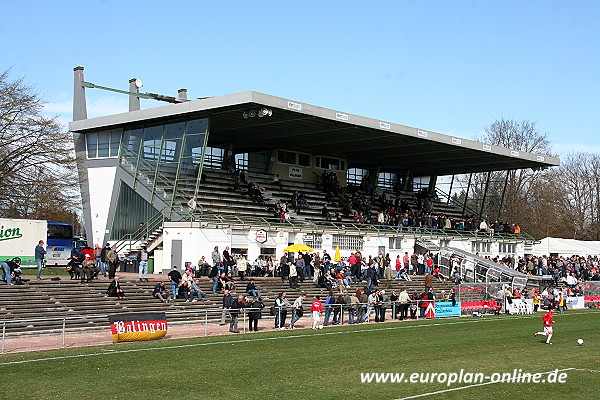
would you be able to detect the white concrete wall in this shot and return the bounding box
[156,227,526,274]
[87,166,117,246]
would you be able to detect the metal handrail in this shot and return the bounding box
[184,213,536,243]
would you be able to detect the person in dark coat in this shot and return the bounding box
[107,277,126,300]
[229,295,246,333]
[248,297,265,332]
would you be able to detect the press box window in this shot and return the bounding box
[315,156,346,171]
[86,129,122,159]
[278,150,297,164]
[298,153,311,167]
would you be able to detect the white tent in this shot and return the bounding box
[532,237,600,257]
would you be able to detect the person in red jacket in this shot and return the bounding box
[311,296,323,330]
[81,245,94,261]
[535,309,555,344]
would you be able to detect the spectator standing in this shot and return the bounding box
[81,245,94,261]
[425,273,433,291]
[237,255,248,280]
[100,243,111,277]
[295,255,305,283]
[248,297,265,331]
[187,195,197,213]
[138,247,149,281]
[390,290,399,319]
[222,246,233,275]
[347,292,359,324]
[34,240,46,280]
[274,292,290,330]
[168,266,182,298]
[220,289,233,326]
[323,291,336,326]
[289,261,299,289]
[211,246,222,272]
[208,263,220,293]
[94,244,102,271]
[107,246,117,279]
[229,295,245,333]
[290,293,306,329]
[398,289,411,320]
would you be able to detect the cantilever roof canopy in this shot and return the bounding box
[69,91,560,176]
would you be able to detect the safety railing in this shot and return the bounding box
[187,213,536,242]
[0,301,440,353]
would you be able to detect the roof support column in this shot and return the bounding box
[428,175,438,196]
[402,170,413,191]
[479,171,492,221]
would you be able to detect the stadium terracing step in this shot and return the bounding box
[0,275,456,335]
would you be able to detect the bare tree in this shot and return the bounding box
[467,119,555,231]
[548,153,600,240]
[0,70,80,220]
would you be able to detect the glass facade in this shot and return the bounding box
[119,117,209,210]
[347,168,369,185]
[377,172,397,189]
[111,182,160,240]
[86,129,122,158]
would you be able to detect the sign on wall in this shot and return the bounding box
[289,166,303,179]
[256,229,268,244]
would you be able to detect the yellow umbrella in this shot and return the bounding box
[333,246,341,262]
[284,244,314,253]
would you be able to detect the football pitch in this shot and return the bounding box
[1,310,598,399]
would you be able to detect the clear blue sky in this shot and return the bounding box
[2,1,598,157]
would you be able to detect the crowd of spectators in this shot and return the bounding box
[487,253,600,284]
[209,166,528,236]
[319,172,524,234]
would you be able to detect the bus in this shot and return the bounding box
[46,222,74,266]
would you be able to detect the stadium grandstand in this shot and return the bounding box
[69,66,559,287]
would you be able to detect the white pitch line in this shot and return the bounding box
[0,310,596,366]
[393,368,576,400]
[570,368,600,373]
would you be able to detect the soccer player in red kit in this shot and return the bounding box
[535,309,555,344]
[311,296,323,330]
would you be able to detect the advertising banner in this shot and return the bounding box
[567,296,585,310]
[507,299,533,314]
[108,312,167,343]
[435,301,461,318]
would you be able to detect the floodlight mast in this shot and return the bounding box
[80,81,190,104]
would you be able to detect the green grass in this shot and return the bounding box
[1,311,598,399]
[21,267,69,276]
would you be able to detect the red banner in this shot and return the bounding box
[108,313,168,343]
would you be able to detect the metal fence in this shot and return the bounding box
[581,281,600,296]
[453,282,512,303]
[1,301,435,353]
